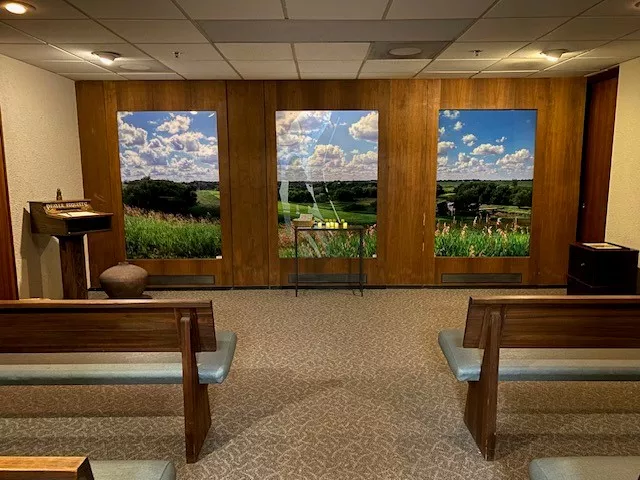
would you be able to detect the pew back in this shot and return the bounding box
[464,295,640,349]
[0,300,216,353]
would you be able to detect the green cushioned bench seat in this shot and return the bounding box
[439,329,640,382]
[0,331,236,386]
[90,460,176,480]
[529,457,640,480]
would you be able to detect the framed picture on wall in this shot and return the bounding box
[435,109,537,258]
[117,110,222,260]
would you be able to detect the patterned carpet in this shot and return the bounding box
[1,288,639,479]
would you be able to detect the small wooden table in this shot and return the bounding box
[293,225,365,297]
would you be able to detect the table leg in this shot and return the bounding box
[295,227,299,297]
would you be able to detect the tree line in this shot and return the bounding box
[437,180,532,216]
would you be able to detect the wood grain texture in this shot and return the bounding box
[439,78,586,285]
[57,236,88,299]
[77,81,233,287]
[0,456,93,480]
[463,295,640,348]
[227,82,270,286]
[0,109,18,300]
[578,72,618,242]
[0,299,216,352]
[179,311,212,463]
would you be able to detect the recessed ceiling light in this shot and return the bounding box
[540,49,569,62]
[388,47,422,57]
[2,1,35,14]
[92,51,121,66]
[119,63,152,71]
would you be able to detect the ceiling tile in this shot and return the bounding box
[61,72,125,80]
[437,41,528,59]
[509,40,607,59]
[547,56,623,71]
[3,19,124,43]
[415,70,477,78]
[580,40,640,58]
[298,60,362,75]
[360,59,430,74]
[358,71,416,78]
[529,70,590,77]
[295,42,370,60]
[486,0,600,18]
[230,60,298,78]
[197,19,473,42]
[541,17,640,41]
[0,44,80,60]
[216,43,293,60]
[163,60,239,79]
[583,0,640,16]
[458,18,569,41]
[369,41,447,59]
[387,0,495,19]
[102,20,207,43]
[119,72,184,80]
[486,58,556,70]
[30,60,109,73]
[474,71,536,78]
[302,72,359,79]
[0,0,87,19]
[0,23,42,43]
[66,0,185,19]
[111,59,173,73]
[175,0,284,19]
[424,59,498,71]
[56,43,150,63]
[286,0,388,19]
[137,43,222,62]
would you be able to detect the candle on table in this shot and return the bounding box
[343,222,348,228]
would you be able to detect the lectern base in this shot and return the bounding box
[57,235,87,299]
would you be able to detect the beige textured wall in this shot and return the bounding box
[0,54,83,298]
[606,58,640,265]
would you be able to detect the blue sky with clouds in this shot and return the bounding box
[118,110,218,183]
[277,110,379,182]
[437,109,537,181]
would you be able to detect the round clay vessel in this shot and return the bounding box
[99,262,148,298]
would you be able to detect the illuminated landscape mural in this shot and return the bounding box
[436,109,536,257]
[277,110,378,258]
[118,111,221,259]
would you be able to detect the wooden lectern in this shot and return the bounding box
[29,200,112,299]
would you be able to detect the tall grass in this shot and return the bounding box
[435,222,529,257]
[279,224,377,258]
[124,206,222,259]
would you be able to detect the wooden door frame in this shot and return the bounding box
[0,108,19,299]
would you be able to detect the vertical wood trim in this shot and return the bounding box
[227,81,270,286]
[577,73,618,242]
[0,109,18,299]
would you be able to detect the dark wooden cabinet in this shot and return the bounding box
[568,242,638,294]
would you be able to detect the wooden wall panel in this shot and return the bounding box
[227,81,270,285]
[264,80,391,286]
[77,81,233,287]
[0,109,18,299]
[578,70,618,242]
[76,78,588,288]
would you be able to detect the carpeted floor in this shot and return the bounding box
[1,288,639,479]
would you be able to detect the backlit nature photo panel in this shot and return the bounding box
[277,110,378,258]
[436,109,536,257]
[118,111,222,259]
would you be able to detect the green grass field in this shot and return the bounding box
[278,224,377,258]
[435,224,529,257]
[196,189,220,206]
[278,200,376,225]
[124,206,222,259]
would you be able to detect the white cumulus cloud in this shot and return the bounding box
[462,134,477,147]
[453,121,464,131]
[349,111,378,142]
[438,141,456,155]
[472,143,505,156]
[157,114,191,134]
[496,136,507,143]
[442,110,460,119]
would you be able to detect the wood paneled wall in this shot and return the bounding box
[76,78,587,288]
[0,109,18,299]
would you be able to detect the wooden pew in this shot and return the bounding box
[0,456,176,480]
[438,296,640,461]
[0,300,237,464]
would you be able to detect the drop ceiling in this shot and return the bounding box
[0,0,638,80]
